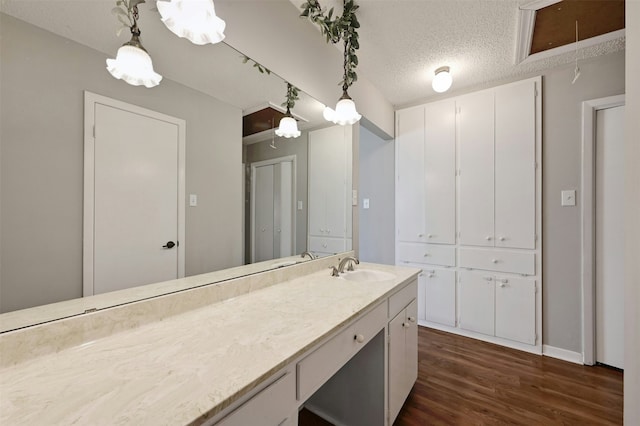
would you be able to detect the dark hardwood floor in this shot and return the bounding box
[301,327,623,425]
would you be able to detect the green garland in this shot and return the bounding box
[300,0,360,91]
[111,0,146,36]
[283,83,300,112]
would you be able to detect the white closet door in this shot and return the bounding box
[396,107,426,243]
[495,277,536,345]
[458,91,495,247]
[494,80,536,249]
[459,270,495,336]
[424,269,456,326]
[424,100,456,244]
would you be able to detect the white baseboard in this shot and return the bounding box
[542,344,583,364]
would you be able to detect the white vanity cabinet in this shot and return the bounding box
[388,283,418,424]
[458,79,537,249]
[308,125,353,256]
[396,106,427,244]
[396,100,456,246]
[459,270,537,345]
[396,76,542,355]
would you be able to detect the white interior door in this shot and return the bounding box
[254,164,275,263]
[595,105,625,369]
[85,94,185,296]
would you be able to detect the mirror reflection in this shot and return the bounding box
[0,1,353,331]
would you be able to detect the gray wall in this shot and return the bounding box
[358,126,395,265]
[542,50,625,352]
[0,15,243,313]
[244,132,309,261]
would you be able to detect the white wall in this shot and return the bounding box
[0,15,243,312]
[624,1,640,423]
[358,126,395,264]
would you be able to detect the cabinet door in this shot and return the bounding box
[417,271,427,321]
[396,107,427,243]
[425,269,456,326]
[495,80,536,249]
[424,100,456,244]
[388,309,406,423]
[495,277,536,345]
[458,91,495,247]
[405,299,418,393]
[459,270,495,336]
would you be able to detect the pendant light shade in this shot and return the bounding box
[157,0,226,45]
[432,66,452,93]
[332,96,361,125]
[106,37,162,88]
[323,106,336,122]
[275,116,301,138]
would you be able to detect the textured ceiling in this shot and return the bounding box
[1,0,626,113]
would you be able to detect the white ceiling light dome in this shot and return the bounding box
[157,0,226,45]
[432,66,452,93]
[106,41,162,88]
[275,116,301,138]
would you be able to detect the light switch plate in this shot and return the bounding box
[297,200,303,211]
[352,189,358,206]
[561,190,576,207]
[363,198,370,209]
[189,194,198,207]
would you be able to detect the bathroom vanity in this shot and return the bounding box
[0,255,419,425]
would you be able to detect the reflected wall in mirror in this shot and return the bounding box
[0,1,354,331]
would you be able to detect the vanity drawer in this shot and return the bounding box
[389,279,418,319]
[216,371,295,426]
[458,248,535,275]
[308,236,347,254]
[296,302,387,402]
[398,243,455,267]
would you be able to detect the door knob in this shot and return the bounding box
[162,241,176,249]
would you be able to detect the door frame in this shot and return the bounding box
[250,155,297,263]
[83,91,186,297]
[581,94,625,365]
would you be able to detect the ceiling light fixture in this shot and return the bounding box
[107,1,162,88]
[157,0,226,45]
[432,66,452,93]
[275,83,301,138]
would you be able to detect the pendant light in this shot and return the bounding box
[106,4,162,88]
[157,0,226,45]
[329,32,361,125]
[432,66,452,93]
[275,83,301,138]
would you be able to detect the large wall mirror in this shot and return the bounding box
[0,1,354,332]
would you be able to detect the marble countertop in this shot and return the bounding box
[0,262,419,425]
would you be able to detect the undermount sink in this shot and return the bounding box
[339,269,396,282]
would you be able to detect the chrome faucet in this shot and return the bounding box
[301,251,317,260]
[337,256,359,273]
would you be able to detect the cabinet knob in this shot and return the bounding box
[354,334,365,343]
[408,316,416,323]
[428,273,434,278]
[327,229,331,234]
[492,259,499,264]
[423,253,430,257]
[499,236,506,241]
[484,276,493,281]
[322,243,328,248]
[418,233,424,238]
[402,322,410,329]
[486,236,492,241]
[499,283,506,288]
[320,228,324,233]
[427,234,433,239]
[500,279,509,284]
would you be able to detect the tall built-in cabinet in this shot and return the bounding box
[395,77,542,354]
[308,125,353,257]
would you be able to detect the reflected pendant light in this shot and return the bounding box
[275,83,301,138]
[106,5,162,88]
[157,0,226,45]
[432,66,452,93]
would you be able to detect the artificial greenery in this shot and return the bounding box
[282,83,300,112]
[112,0,146,36]
[242,55,272,75]
[300,0,360,91]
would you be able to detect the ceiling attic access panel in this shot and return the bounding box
[530,0,625,54]
[242,106,287,138]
